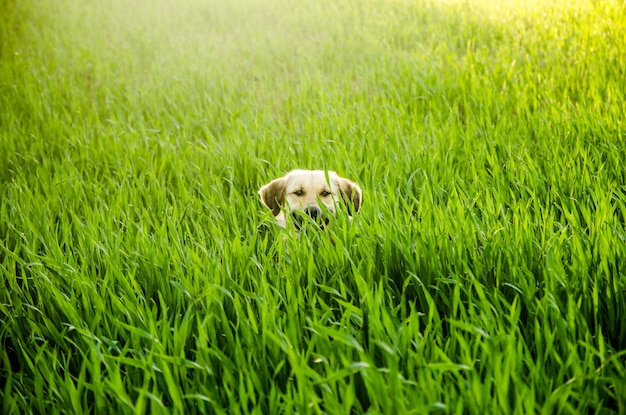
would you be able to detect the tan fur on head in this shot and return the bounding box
[259,169,362,228]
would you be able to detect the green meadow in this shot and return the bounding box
[1,0,625,413]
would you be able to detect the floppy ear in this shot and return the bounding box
[258,178,286,216]
[338,178,362,215]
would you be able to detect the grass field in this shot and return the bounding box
[1,0,626,413]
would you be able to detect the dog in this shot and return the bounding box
[258,170,362,229]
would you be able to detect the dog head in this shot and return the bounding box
[258,169,362,229]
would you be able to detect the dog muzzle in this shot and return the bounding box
[291,206,330,230]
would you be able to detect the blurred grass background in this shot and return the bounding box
[1,0,625,413]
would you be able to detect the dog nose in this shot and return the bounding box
[291,206,326,230]
[304,206,322,220]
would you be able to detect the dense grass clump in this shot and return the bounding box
[1,0,625,413]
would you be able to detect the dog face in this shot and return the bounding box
[259,170,362,229]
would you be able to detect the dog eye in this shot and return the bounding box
[321,190,331,197]
[293,190,304,196]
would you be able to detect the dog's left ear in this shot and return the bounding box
[338,178,362,215]
[258,177,286,217]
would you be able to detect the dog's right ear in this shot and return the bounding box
[337,178,362,216]
[258,178,286,216]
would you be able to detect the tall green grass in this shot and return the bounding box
[1,0,625,413]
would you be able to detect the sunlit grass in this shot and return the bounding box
[1,0,625,413]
